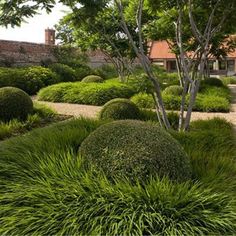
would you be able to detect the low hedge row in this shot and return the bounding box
[0,64,105,95]
[131,91,230,112]
[38,81,136,106]
[221,76,236,85]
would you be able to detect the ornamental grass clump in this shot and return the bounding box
[0,118,236,234]
[80,120,192,181]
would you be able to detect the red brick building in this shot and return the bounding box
[149,40,236,76]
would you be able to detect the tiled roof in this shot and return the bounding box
[149,41,175,59]
[149,40,236,59]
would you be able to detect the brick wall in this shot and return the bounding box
[0,40,56,66]
[86,50,110,68]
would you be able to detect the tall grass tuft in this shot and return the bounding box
[171,118,236,194]
[1,152,235,235]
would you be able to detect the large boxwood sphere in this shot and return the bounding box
[0,87,33,121]
[82,75,104,83]
[99,98,141,120]
[80,120,192,181]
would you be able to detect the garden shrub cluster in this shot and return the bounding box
[0,87,33,122]
[80,120,191,181]
[0,118,235,234]
[0,66,58,95]
[99,98,141,120]
[49,63,76,82]
[38,81,136,106]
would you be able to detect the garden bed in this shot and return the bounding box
[0,117,235,234]
[0,103,70,141]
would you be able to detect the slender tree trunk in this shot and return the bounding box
[151,93,163,128]
[176,56,184,87]
[178,79,189,130]
[115,0,170,129]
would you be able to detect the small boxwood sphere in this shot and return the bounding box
[82,75,104,83]
[80,120,192,182]
[99,98,141,120]
[163,85,183,96]
[0,87,33,122]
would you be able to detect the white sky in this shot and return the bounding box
[0,3,70,44]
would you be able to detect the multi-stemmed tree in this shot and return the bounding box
[55,6,138,82]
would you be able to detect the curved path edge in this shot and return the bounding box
[34,85,236,131]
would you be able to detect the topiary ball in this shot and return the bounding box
[99,98,141,120]
[163,85,183,96]
[82,75,104,83]
[80,120,192,182]
[0,87,33,122]
[203,77,224,87]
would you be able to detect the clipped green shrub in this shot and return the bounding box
[38,81,136,106]
[0,67,44,95]
[24,66,59,86]
[82,75,104,83]
[49,63,76,82]
[80,120,191,181]
[221,76,236,85]
[0,87,33,121]
[0,66,58,95]
[163,85,183,96]
[202,77,224,87]
[130,93,154,109]
[99,98,141,120]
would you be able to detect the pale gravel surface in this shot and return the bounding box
[34,85,236,129]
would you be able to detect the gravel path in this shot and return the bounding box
[35,85,236,128]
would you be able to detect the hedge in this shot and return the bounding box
[0,66,58,95]
[38,81,136,106]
